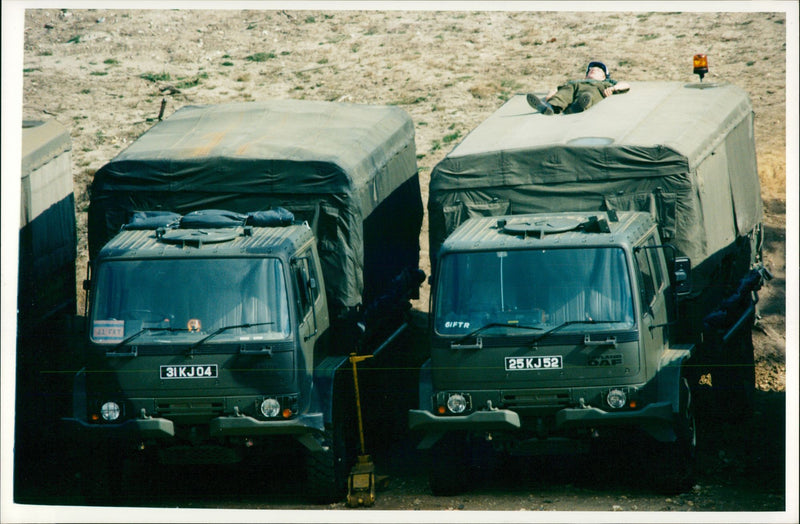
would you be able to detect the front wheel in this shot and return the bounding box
[305,423,352,504]
[652,377,697,494]
[428,432,469,496]
[80,443,121,506]
[713,325,756,418]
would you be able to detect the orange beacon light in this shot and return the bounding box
[693,54,709,81]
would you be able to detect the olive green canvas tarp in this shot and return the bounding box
[89,100,422,311]
[429,82,762,291]
[19,120,76,330]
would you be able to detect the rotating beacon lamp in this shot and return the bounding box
[693,54,709,82]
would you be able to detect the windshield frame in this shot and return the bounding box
[88,255,294,346]
[432,245,636,338]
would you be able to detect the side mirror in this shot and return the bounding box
[82,279,91,291]
[673,256,692,296]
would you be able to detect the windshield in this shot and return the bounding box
[434,247,634,336]
[90,257,291,344]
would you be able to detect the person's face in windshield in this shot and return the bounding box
[585,66,607,81]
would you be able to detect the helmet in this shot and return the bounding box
[586,61,609,78]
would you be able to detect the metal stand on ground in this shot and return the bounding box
[347,353,376,507]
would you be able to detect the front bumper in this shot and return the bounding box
[409,400,676,449]
[62,412,326,451]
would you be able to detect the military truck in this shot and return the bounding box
[16,119,77,499]
[18,119,77,335]
[63,100,424,504]
[409,81,768,495]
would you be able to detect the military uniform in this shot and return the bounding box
[547,78,619,114]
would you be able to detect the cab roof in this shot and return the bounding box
[441,211,655,254]
[97,223,314,261]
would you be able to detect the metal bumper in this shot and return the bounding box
[62,412,326,451]
[62,416,176,440]
[409,400,676,449]
[408,409,521,449]
[555,401,676,442]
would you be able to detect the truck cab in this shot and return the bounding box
[66,210,354,503]
[413,81,768,496]
[410,210,696,494]
[66,99,426,505]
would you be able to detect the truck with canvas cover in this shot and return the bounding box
[16,119,77,497]
[409,81,768,495]
[64,100,424,504]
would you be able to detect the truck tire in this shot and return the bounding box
[653,377,697,494]
[713,322,756,419]
[117,450,157,505]
[80,445,121,505]
[428,432,469,496]
[305,424,350,504]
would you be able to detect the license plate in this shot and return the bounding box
[505,356,563,370]
[160,364,218,379]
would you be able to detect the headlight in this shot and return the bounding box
[606,389,627,409]
[100,401,121,421]
[260,398,280,418]
[446,393,468,414]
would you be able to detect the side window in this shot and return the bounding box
[292,252,318,318]
[306,253,319,304]
[647,234,665,294]
[635,245,656,309]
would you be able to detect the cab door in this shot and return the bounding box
[634,234,669,374]
[291,248,330,372]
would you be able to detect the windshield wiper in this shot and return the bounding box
[106,326,184,357]
[530,319,617,346]
[186,322,274,356]
[452,322,544,349]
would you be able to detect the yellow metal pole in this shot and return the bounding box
[347,353,376,507]
[349,353,372,455]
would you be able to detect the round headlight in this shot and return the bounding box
[606,389,627,409]
[260,398,280,418]
[101,401,120,421]
[446,393,467,414]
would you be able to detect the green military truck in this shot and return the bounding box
[16,119,77,499]
[64,100,424,504]
[409,81,768,495]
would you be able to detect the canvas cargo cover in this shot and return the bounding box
[89,100,421,311]
[19,120,76,328]
[429,82,762,289]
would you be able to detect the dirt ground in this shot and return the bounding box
[9,5,795,520]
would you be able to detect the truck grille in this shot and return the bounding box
[503,391,571,409]
[157,399,224,418]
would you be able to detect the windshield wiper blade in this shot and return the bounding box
[186,322,274,356]
[453,322,544,348]
[531,319,617,345]
[107,326,184,357]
